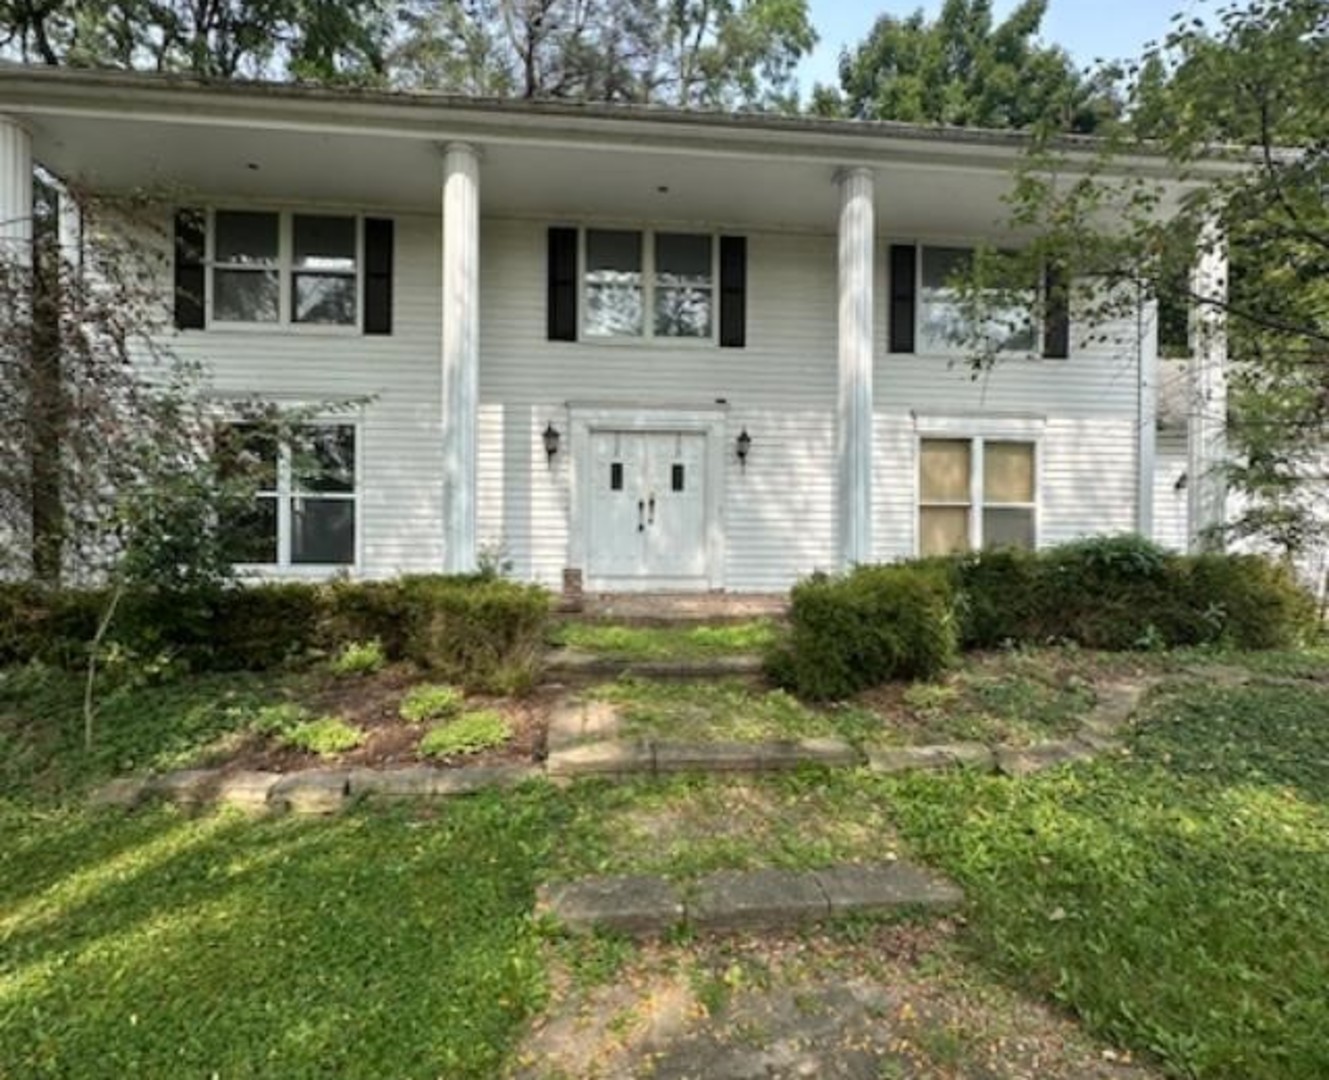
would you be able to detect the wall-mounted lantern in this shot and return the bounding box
[543,422,561,467]
[736,427,752,470]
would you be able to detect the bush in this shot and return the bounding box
[0,575,552,691]
[397,576,550,694]
[769,564,957,700]
[399,683,465,724]
[329,639,386,677]
[1183,554,1318,649]
[419,710,512,758]
[279,715,364,756]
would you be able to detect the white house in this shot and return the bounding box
[0,66,1229,595]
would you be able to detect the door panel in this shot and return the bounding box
[586,430,709,587]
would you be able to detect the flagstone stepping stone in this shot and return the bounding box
[269,770,349,814]
[537,875,685,935]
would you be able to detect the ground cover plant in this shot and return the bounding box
[587,676,881,745]
[547,619,779,661]
[881,677,1329,1080]
[419,709,512,758]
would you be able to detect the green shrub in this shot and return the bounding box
[279,715,364,756]
[399,683,465,724]
[329,639,386,677]
[418,710,512,758]
[1184,554,1318,649]
[398,576,550,694]
[769,564,957,701]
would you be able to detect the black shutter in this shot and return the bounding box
[719,235,747,348]
[889,243,917,353]
[364,217,394,335]
[547,226,578,341]
[1043,261,1070,359]
[173,208,206,330]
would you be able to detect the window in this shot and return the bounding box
[210,211,360,327]
[919,437,1036,555]
[918,246,1037,355]
[218,421,358,568]
[583,228,714,340]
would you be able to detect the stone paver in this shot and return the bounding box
[269,771,349,814]
[147,769,222,806]
[761,738,863,770]
[655,741,765,774]
[690,868,831,931]
[995,739,1097,777]
[537,875,685,935]
[216,771,280,812]
[546,699,622,751]
[867,743,995,774]
[432,763,542,794]
[89,777,150,809]
[547,739,655,777]
[814,862,963,916]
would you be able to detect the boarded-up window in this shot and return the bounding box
[919,440,972,556]
[919,437,1037,556]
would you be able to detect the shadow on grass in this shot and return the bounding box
[0,789,563,1079]
[882,682,1329,1080]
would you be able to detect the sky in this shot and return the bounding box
[799,0,1207,91]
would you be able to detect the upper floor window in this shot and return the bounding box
[210,211,360,328]
[583,228,715,341]
[918,246,1037,355]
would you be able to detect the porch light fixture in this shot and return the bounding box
[736,428,752,470]
[543,422,561,467]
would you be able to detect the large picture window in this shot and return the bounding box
[918,246,1037,355]
[218,421,358,568]
[919,437,1036,556]
[210,211,360,328]
[583,228,715,341]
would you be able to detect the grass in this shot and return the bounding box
[859,649,1099,747]
[548,619,780,661]
[881,678,1329,1080]
[588,676,881,744]
[548,770,901,881]
[0,794,560,1078]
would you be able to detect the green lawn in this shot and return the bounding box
[4,648,1329,1078]
[547,619,779,661]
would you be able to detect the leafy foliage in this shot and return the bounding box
[277,714,364,755]
[328,639,387,677]
[816,0,1117,132]
[398,682,465,724]
[769,564,959,700]
[419,709,512,757]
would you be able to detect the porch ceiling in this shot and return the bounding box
[24,111,1028,236]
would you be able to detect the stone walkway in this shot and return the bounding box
[538,861,963,937]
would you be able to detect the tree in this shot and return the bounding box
[950,0,1328,579]
[0,1,391,82]
[817,0,1116,133]
[390,0,817,109]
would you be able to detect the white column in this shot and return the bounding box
[1136,283,1158,539]
[0,116,33,268]
[836,166,875,568]
[1188,221,1228,552]
[441,142,481,573]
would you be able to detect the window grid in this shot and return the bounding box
[227,422,359,571]
[918,436,1038,556]
[580,227,718,344]
[207,210,363,330]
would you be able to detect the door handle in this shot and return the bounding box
[638,499,645,532]
[648,496,656,525]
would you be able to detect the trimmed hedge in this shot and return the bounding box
[0,575,551,694]
[767,564,958,701]
[770,537,1318,700]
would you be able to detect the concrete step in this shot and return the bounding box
[544,649,766,679]
[537,861,964,937]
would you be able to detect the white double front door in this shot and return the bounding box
[587,430,709,589]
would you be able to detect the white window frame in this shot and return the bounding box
[914,420,1044,556]
[912,243,1043,359]
[578,227,719,345]
[226,417,363,576]
[206,209,364,333]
